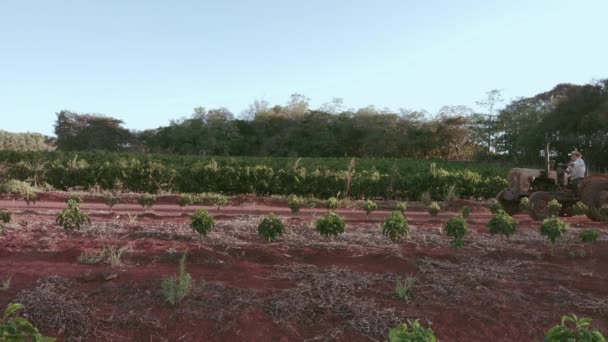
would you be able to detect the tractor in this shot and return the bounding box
[496,144,608,221]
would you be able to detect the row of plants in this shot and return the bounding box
[0,151,508,199]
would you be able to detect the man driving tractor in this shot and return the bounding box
[565,150,586,195]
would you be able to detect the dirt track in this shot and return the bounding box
[1,197,607,341]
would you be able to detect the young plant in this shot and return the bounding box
[139,194,156,211]
[579,229,599,243]
[519,197,531,212]
[103,193,121,210]
[542,314,605,341]
[0,211,10,224]
[395,202,407,214]
[24,189,37,206]
[326,197,339,210]
[161,252,192,306]
[65,194,81,203]
[394,276,416,302]
[0,275,12,291]
[572,201,588,216]
[540,217,569,255]
[460,206,471,219]
[547,199,562,217]
[258,214,286,242]
[420,191,432,206]
[444,215,467,249]
[178,194,193,208]
[1,303,55,341]
[315,212,345,238]
[487,209,518,238]
[428,202,440,217]
[488,199,502,214]
[191,208,214,236]
[214,195,229,212]
[383,210,410,242]
[288,195,302,214]
[389,320,436,342]
[55,199,90,231]
[363,200,378,215]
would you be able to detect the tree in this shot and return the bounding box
[54,111,135,151]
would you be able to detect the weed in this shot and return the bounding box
[178,194,193,207]
[389,320,436,342]
[461,206,470,219]
[77,246,128,267]
[420,192,432,206]
[0,211,10,224]
[161,252,192,306]
[394,276,416,302]
[0,275,12,291]
[579,229,599,243]
[488,199,502,214]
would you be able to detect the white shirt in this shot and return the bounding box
[568,158,586,179]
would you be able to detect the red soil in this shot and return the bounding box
[0,197,607,342]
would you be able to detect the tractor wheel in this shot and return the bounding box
[580,180,608,221]
[496,190,520,215]
[528,192,553,221]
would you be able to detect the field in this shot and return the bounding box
[0,193,607,341]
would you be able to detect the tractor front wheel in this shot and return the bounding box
[528,192,553,221]
[496,190,520,215]
[581,180,608,221]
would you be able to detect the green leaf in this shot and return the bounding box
[3,303,23,319]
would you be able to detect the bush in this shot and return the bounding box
[572,201,588,216]
[191,208,214,236]
[161,252,191,306]
[326,197,339,210]
[600,204,608,220]
[65,194,81,203]
[383,210,409,242]
[138,194,156,210]
[420,192,432,206]
[461,206,470,219]
[389,320,436,342]
[0,211,10,224]
[540,217,569,254]
[579,229,599,243]
[547,199,562,217]
[178,194,193,207]
[315,212,345,237]
[0,179,35,195]
[428,202,440,216]
[542,314,605,341]
[487,209,518,238]
[519,197,530,212]
[103,193,121,209]
[363,200,378,215]
[395,202,407,213]
[488,199,502,214]
[214,195,229,211]
[1,303,55,341]
[55,199,90,230]
[288,195,302,214]
[444,215,467,249]
[258,214,286,242]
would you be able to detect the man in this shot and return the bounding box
[565,151,585,195]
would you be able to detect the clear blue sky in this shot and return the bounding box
[1,0,606,135]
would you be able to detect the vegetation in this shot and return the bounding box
[394,276,416,302]
[579,229,599,244]
[383,211,410,242]
[178,194,193,207]
[363,199,377,215]
[103,192,121,209]
[315,212,345,238]
[428,202,440,217]
[78,246,127,267]
[540,217,569,254]
[444,215,467,249]
[542,314,606,341]
[191,209,214,236]
[488,199,502,214]
[138,194,156,211]
[388,320,436,342]
[161,252,192,306]
[214,195,229,212]
[257,214,286,242]
[326,197,339,210]
[0,211,10,224]
[0,130,53,151]
[519,197,530,212]
[55,199,90,230]
[547,199,562,217]
[0,303,55,341]
[487,209,518,238]
[460,206,470,219]
[600,204,608,220]
[572,201,588,216]
[395,202,407,213]
[288,195,302,214]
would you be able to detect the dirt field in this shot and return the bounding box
[1,196,607,342]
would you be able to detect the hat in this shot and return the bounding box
[569,150,582,157]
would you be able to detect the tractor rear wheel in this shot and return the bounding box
[496,190,520,215]
[528,192,553,220]
[581,180,608,221]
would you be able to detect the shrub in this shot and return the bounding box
[214,195,229,211]
[519,197,530,212]
[420,192,432,206]
[542,314,605,341]
[579,229,599,244]
[395,202,407,213]
[1,303,55,341]
[0,179,35,195]
[178,194,193,207]
[0,211,10,224]
[315,212,345,237]
[65,194,81,203]
[540,217,569,254]
[24,190,37,205]
[394,276,416,302]
[191,208,214,236]
[326,197,339,210]
[600,204,608,220]
[389,320,436,342]
[258,214,286,242]
[363,200,378,215]
[547,199,562,217]
[383,210,409,242]
[161,252,192,306]
[444,215,467,249]
[572,201,588,216]
[288,195,302,214]
[103,193,121,209]
[428,202,440,217]
[487,209,518,238]
[488,199,502,214]
[461,206,470,219]
[139,194,156,210]
[55,199,90,230]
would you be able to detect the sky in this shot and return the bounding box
[1,0,606,136]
